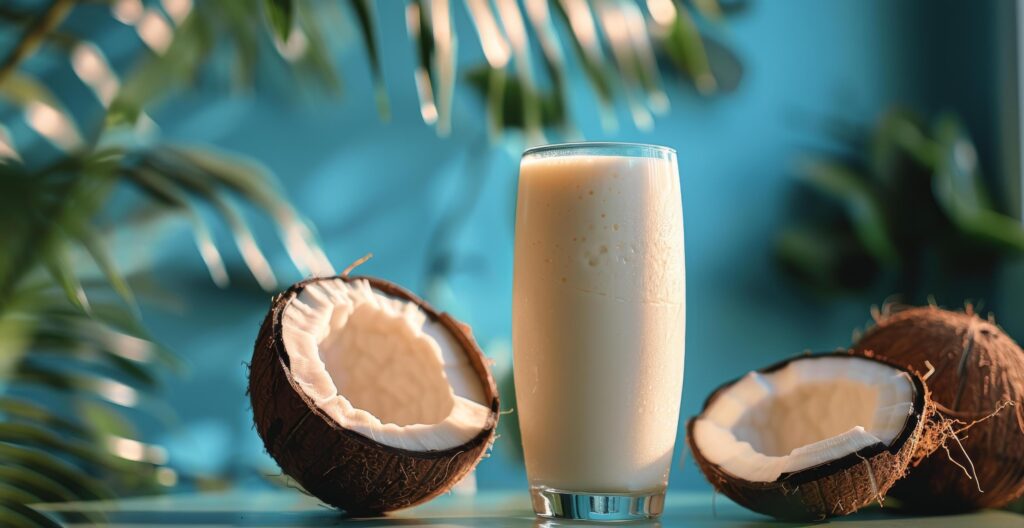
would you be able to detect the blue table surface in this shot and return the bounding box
[34,489,1024,527]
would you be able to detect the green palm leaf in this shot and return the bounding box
[12,363,142,410]
[0,444,112,501]
[551,0,615,128]
[263,0,294,43]
[349,0,389,120]
[0,71,60,108]
[138,152,278,290]
[31,307,182,371]
[0,500,61,528]
[661,2,716,94]
[156,145,332,275]
[30,334,159,388]
[930,115,1024,251]
[0,444,113,501]
[799,159,899,264]
[0,398,89,439]
[41,235,90,315]
[0,467,80,504]
[0,423,127,473]
[68,223,137,314]
[126,167,230,288]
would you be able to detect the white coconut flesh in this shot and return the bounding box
[692,356,917,483]
[280,278,491,452]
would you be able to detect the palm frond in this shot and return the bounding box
[348,0,390,119]
[263,0,295,43]
[0,24,332,520]
[778,108,1024,302]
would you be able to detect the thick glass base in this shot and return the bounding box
[530,487,665,522]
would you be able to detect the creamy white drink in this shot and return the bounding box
[513,143,685,520]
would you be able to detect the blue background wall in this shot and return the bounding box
[135,1,1016,491]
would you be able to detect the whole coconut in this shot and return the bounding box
[852,305,1024,511]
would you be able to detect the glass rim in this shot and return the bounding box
[522,141,676,159]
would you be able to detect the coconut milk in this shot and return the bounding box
[513,145,685,495]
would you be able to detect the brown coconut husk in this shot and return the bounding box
[248,275,500,515]
[687,351,933,521]
[853,304,1024,511]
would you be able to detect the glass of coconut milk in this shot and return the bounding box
[513,142,685,521]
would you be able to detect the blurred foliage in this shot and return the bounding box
[0,0,747,523]
[0,1,338,524]
[776,109,1024,303]
[462,0,745,140]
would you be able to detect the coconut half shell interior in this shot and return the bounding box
[692,355,917,483]
[279,277,492,452]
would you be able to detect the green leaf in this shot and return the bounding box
[487,66,507,137]
[349,0,389,120]
[78,400,135,440]
[263,0,294,43]
[407,0,438,126]
[800,159,899,264]
[0,483,106,525]
[38,300,145,342]
[154,146,330,275]
[0,423,124,473]
[550,1,614,109]
[41,235,90,314]
[870,109,937,185]
[156,147,279,208]
[0,444,113,501]
[110,13,214,123]
[126,168,230,288]
[465,65,565,130]
[0,465,80,503]
[88,303,156,347]
[290,3,343,96]
[69,223,137,314]
[31,311,182,372]
[13,362,147,411]
[0,72,60,108]
[0,486,37,507]
[931,115,1024,252]
[13,358,177,425]
[427,0,456,136]
[0,398,89,439]
[140,152,277,289]
[593,2,652,130]
[0,501,61,528]
[931,116,991,211]
[30,332,159,388]
[208,196,278,291]
[662,2,716,94]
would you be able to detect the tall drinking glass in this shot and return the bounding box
[512,142,685,521]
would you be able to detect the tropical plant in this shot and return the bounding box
[0,0,744,524]
[776,108,1024,305]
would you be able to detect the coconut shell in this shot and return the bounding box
[853,306,1024,511]
[248,276,499,515]
[687,352,930,521]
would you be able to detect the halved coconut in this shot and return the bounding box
[688,353,929,521]
[248,275,499,515]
